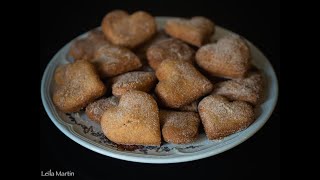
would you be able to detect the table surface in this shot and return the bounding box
[40,0,280,179]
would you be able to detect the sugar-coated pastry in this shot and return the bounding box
[68,29,109,61]
[53,61,106,112]
[101,10,157,48]
[196,35,251,79]
[146,38,194,70]
[101,90,161,146]
[85,96,119,123]
[155,60,213,108]
[160,110,200,144]
[134,30,168,61]
[111,71,157,97]
[178,100,199,112]
[92,44,142,78]
[54,64,68,86]
[198,95,255,140]
[212,71,264,105]
[164,16,215,47]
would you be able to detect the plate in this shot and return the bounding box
[41,17,278,164]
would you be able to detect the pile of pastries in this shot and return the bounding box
[53,10,264,146]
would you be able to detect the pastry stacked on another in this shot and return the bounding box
[52,10,265,146]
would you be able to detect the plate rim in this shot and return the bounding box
[41,16,279,164]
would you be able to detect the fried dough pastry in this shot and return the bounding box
[134,30,168,61]
[68,29,109,61]
[85,96,119,123]
[212,72,264,105]
[155,60,213,108]
[101,10,157,48]
[164,17,215,47]
[160,110,200,144]
[111,71,157,97]
[178,100,199,112]
[53,61,106,112]
[54,64,68,86]
[146,38,194,70]
[196,35,251,79]
[92,44,142,78]
[198,95,255,139]
[101,90,161,146]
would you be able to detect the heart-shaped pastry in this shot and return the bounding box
[53,61,106,113]
[69,29,109,61]
[93,44,142,78]
[196,35,251,79]
[212,72,264,105]
[111,71,157,97]
[101,10,157,49]
[198,95,255,140]
[160,110,200,144]
[146,38,194,70]
[155,60,213,108]
[101,90,161,146]
[85,96,119,123]
[164,16,215,47]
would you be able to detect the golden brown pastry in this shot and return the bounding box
[92,44,142,78]
[164,17,215,47]
[101,10,157,48]
[155,59,213,108]
[212,71,264,105]
[160,110,200,144]
[134,30,168,61]
[196,35,251,79]
[101,90,161,146]
[178,100,199,112]
[146,38,194,70]
[68,29,109,61]
[198,95,255,139]
[85,96,119,123]
[53,64,68,86]
[53,61,106,112]
[111,71,157,97]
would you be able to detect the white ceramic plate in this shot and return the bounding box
[41,17,278,164]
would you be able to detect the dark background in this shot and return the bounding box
[40,0,280,179]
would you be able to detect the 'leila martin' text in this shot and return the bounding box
[41,169,74,176]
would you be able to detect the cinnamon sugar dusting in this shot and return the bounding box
[86,96,119,123]
[160,110,200,144]
[212,71,264,105]
[196,34,251,78]
[198,95,255,139]
[112,71,157,96]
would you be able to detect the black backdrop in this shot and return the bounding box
[40,0,280,179]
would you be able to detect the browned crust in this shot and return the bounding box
[53,61,106,112]
[198,95,255,139]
